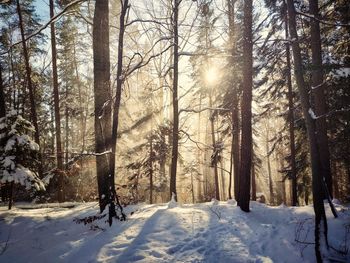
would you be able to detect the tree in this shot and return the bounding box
[93,0,112,214]
[284,6,298,206]
[237,0,253,212]
[49,0,64,202]
[169,0,179,201]
[0,110,45,209]
[108,0,128,224]
[227,0,241,202]
[309,0,332,198]
[286,0,330,260]
[16,0,42,177]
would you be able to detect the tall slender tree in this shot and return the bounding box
[49,0,64,202]
[237,0,253,212]
[284,6,297,206]
[16,0,42,177]
[309,0,332,198]
[227,0,240,201]
[169,0,179,201]
[109,0,128,224]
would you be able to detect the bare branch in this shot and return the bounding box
[0,0,87,56]
[179,107,230,115]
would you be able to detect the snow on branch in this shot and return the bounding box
[0,110,45,191]
[296,10,350,28]
[308,108,350,120]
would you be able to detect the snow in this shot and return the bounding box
[0,165,45,191]
[0,201,348,262]
[167,192,178,208]
[308,108,317,120]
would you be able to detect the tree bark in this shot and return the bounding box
[169,0,179,201]
[108,0,128,223]
[251,157,256,201]
[227,0,240,201]
[237,0,253,212]
[210,95,220,200]
[284,8,298,206]
[65,86,69,169]
[309,0,332,198]
[49,0,64,202]
[149,136,153,204]
[266,122,274,205]
[16,0,43,177]
[0,64,6,117]
[93,0,112,213]
[286,1,329,261]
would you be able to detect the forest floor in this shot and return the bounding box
[0,200,349,263]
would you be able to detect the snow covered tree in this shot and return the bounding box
[0,110,45,209]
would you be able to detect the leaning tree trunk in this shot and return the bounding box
[16,0,43,178]
[309,0,332,198]
[237,0,253,212]
[93,0,112,213]
[49,0,64,202]
[286,1,329,261]
[108,0,128,224]
[169,0,179,201]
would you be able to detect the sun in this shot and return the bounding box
[205,67,218,85]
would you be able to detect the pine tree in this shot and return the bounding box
[0,110,45,209]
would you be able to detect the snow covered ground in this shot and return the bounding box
[0,200,349,263]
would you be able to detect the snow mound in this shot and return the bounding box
[167,192,178,209]
[227,199,237,205]
[211,198,219,205]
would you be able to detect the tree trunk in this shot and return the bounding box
[237,0,253,212]
[16,0,43,177]
[266,122,274,205]
[73,40,86,153]
[332,160,339,199]
[8,182,14,210]
[65,86,69,169]
[286,1,329,261]
[309,0,332,198]
[191,171,195,204]
[93,0,112,213]
[149,137,153,204]
[0,64,6,117]
[169,0,179,201]
[108,0,128,223]
[210,95,220,200]
[284,8,298,206]
[220,160,226,200]
[49,0,64,202]
[227,0,240,201]
[197,93,203,201]
[251,160,256,201]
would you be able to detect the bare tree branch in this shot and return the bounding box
[0,0,87,56]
